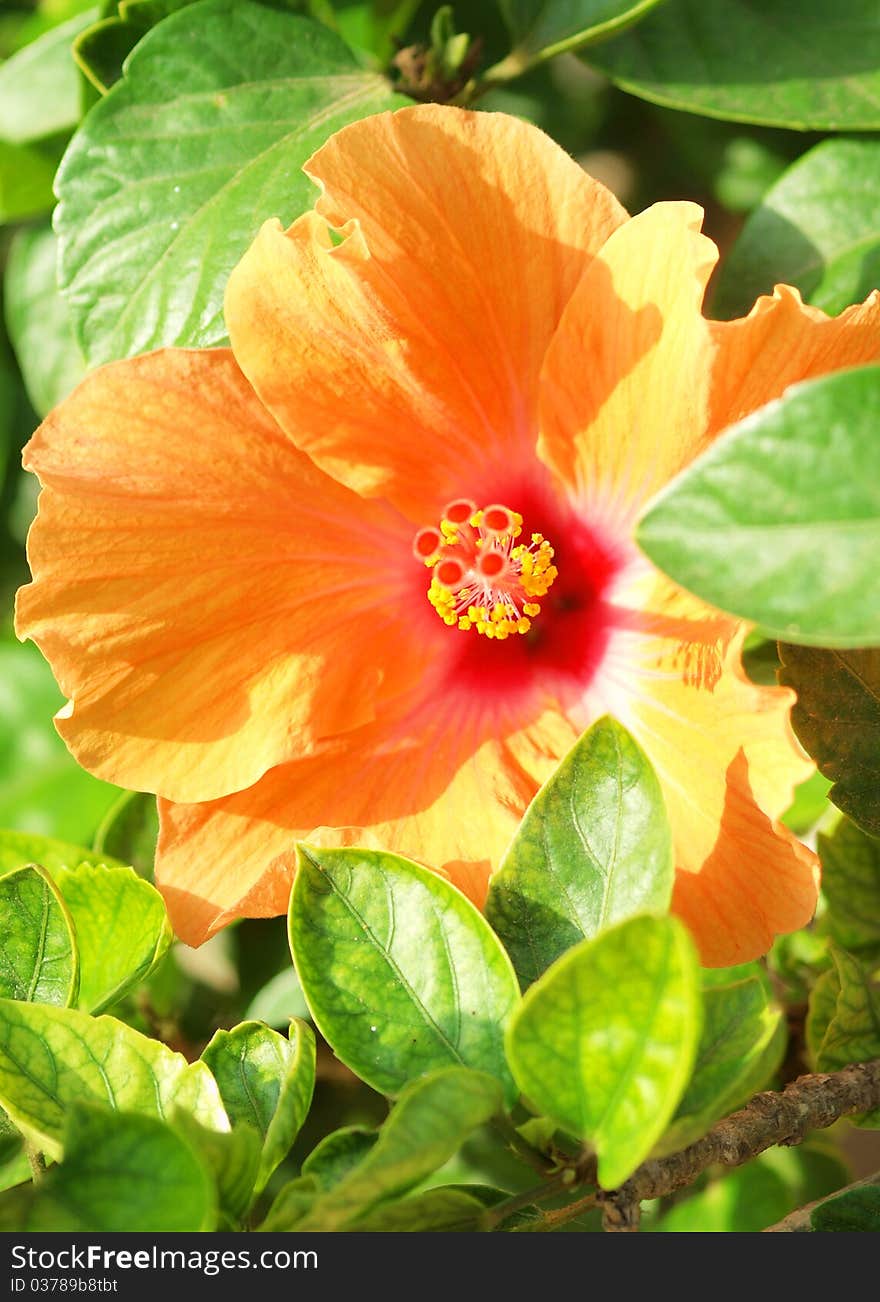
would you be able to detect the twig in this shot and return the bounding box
[26,1145,46,1183]
[482,1152,597,1231]
[599,1059,880,1229]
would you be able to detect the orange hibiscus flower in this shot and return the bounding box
[16,106,880,963]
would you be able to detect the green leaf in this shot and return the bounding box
[0,865,78,1008]
[0,998,227,1158]
[92,790,158,878]
[301,1126,378,1189]
[805,966,841,1066]
[0,9,97,146]
[295,1067,501,1231]
[56,0,404,366]
[352,1186,487,1232]
[659,977,783,1153]
[779,645,880,838]
[244,966,310,1027]
[55,863,171,1013]
[0,137,64,223]
[0,640,121,845]
[172,1112,261,1224]
[638,367,880,648]
[715,139,880,320]
[257,1175,319,1231]
[499,0,665,63]
[486,716,673,989]
[4,222,86,418]
[333,0,421,62]
[813,949,880,1125]
[290,845,519,1101]
[505,915,701,1188]
[811,1182,880,1232]
[9,1104,215,1232]
[201,1018,315,1192]
[586,0,880,130]
[0,829,123,878]
[818,818,880,955]
[74,15,148,93]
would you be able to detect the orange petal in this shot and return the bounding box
[16,349,420,803]
[539,202,719,529]
[225,105,626,520]
[618,576,818,965]
[709,284,880,433]
[157,702,580,947]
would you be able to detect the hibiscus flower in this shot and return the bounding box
[17,106,880,963]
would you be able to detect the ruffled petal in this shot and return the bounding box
[157,701,580,946]
[539,202,718,528]
[16,349,420,803]
[617,575,818,966]
[709,284,880,432]
[226,105,626,520]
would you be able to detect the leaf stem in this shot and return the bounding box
[26,1145,46,1183]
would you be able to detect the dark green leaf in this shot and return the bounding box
[506,915,700,1188]
[74,16,147,93]
[587,0,880,129]
[0,9,97,145]
[92,790,158,878]
[201,1018,315,1191]
[499,0,664,62]
[716,139,880,320]
[290,845,519,1101]
[811,1181,880,1231]
[301,1126,377,1190]
[56,0,404,366]
[486,715,673,989]
[4,222,85,418]
[55,863,171,1013]
[9,1104,215,1232]
[659,977,783,1153]
[257,1175,319,1231]
[0,641,121,844]
[638,368,880,647]
[173,1112,261,1223]
[0,865,78,1008]
[813,948,880,1124]
[779,644,880,837]
[295,1067,501,1231]
[0,998,227,1157]
[818,817,880,955]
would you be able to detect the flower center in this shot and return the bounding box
[412,499,558,640]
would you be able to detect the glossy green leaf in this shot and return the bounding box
[244,966,310,1027]
[779,645,880,837]
[92,790,158,878]
[499,0,664,62]
[11,1104,215,1232]
[486,716,673,989]
[587,1,880,129]
[296,1067,501,1231]
[0,9,97,145]
[173,1112,261,1224]
[4,222,85,418]
[506,915,701,1188]
[0,830,122,879]
[812,1182,880,1232]
[0,998,227,1158]
[301,1126,377,1190]
[55,863,171,1013]
[659,977,783,1153]
[716,139,880,320]
[0,865,78,1008]
[290,845,519,1101]
[818,818,880,955]
[0,641,121,844]
[638,368,880,647]
[202,1018,315,1192]
[56,0,404,366]
[813,949,880,1125]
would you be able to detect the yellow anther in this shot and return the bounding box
[523,602,540,617]
[458,616,472,631]
[517,617,531,634]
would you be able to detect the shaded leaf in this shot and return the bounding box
[498,0,664,61]
[92,790,158,878]
[173,1112,261,1223]
[818,817,880,955]
[506,915,700,1188]
[811,1182,880,1232]
[290,845,519,1101]
[638,368,880,647]
[486,715,673,989]
[301,1126,378,1190]
[244,966,310,1027]
[0,864,78,1008]
[813,948,880,1125]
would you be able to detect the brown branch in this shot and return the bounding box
[598,1059,880,1231]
